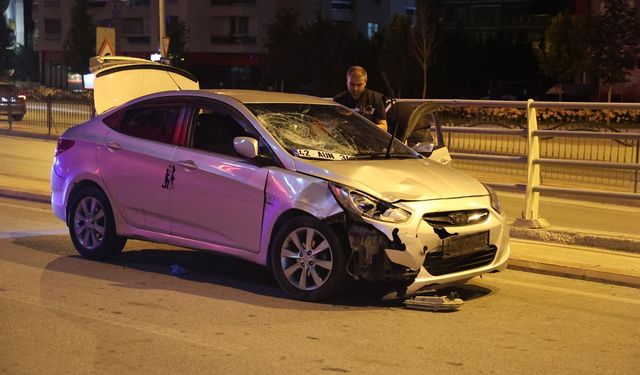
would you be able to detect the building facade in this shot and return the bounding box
[32,0,417,88]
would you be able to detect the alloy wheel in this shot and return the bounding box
[280,227,334,291]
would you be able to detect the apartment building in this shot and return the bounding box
[32,0,417,88]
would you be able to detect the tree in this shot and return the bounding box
[410,2,437,99]
[380,15,414,98]
[0,13,14,76]
[262,8,303,92]
[13,43,39,81]
[166,17,188,67]
[534,14,590,85]
[63,0,95,74]
[298,14,354,95]
[589,0,640,101]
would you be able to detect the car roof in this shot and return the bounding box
[205,89,335,105]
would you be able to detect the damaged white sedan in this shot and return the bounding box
[51,57,509,301]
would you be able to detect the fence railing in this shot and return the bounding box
[395,98,640,228]
[2,98,93,135]
[3,97,639,229]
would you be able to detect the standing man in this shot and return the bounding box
[334,66,388,132]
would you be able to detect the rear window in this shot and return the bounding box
[106,106,183,144]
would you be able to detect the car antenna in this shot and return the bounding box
[381,71,399,159]
[161,61,183,90]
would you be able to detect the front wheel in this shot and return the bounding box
[68,186,126,260]
[270,216,347,301]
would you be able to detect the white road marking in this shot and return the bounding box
[0,228,68,239]
[0,201,52,213]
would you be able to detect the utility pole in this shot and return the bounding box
[159,0,167,58]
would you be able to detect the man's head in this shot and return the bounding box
[346,66,367,99]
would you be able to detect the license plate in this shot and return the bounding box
[443,231,489,258]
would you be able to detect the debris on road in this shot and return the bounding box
[404,292,464,312]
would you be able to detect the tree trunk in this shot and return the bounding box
[421,65,427,99]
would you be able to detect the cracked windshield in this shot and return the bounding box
[247,103,417,161]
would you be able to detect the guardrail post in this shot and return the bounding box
[635,140,639,194]
[7,97,12,129]
[46,96,53,135]
[514,99,550,229]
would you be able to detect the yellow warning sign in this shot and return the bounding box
[96,27,116,56]
[97,39,115,57]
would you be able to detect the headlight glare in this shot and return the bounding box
[330,183,411,223]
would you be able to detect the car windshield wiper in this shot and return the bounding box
[351,152,416,160]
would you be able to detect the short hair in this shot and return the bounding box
[346,66,367,80]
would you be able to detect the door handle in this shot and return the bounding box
[177,159,197,170]
[106,141,121,151]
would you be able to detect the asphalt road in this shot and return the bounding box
[1,197,639,374]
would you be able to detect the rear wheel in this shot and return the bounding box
[68,186,126,260]
[270,216,347,301]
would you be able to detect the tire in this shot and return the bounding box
[270,216,347,301]
[68,186,126,260]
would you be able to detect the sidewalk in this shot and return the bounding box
[1,128,639,288]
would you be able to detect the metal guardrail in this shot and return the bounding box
[396,99,640,229]
[3,96,639,229]
[1,98,93,135]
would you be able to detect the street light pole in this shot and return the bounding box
[159,0,166,57]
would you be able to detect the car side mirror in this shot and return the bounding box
[233,136,259,159]
[411,142,435,157]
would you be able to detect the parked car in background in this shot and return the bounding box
[50,56,510,301]
[0,83,27,121]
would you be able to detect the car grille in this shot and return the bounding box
[423,246,497,276]
[423,209,489,227]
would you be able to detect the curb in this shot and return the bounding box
[508,258,640,289]
[0,189,51,204]
[509,226,640,254]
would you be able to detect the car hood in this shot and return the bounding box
[90,56,199,115]
[295,158,488,202]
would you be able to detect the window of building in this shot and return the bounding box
[210,0,256,5]
[44,18,62,41]
[332,0,352,10]
[126,0,151,6]
[230,17,249,35]
[88,0,108,7]
[211,16,255,44]
[470,5,501,25]
[367,22,379,39]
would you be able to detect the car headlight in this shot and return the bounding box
[483,184,503,214]
[329,183,411,223]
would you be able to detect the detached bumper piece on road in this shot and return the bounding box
[404,292,465,312]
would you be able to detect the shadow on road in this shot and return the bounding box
[10,234,495,310]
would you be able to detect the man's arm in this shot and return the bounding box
[376,119,388,132]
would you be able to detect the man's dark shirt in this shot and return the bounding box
[334,89,386,125]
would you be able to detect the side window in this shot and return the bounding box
[117,106,182,144]
[191,108,249,157]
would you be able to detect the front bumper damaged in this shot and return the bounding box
[342,197,511,300]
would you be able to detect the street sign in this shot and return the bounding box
[96,27,116,56]
[97,39,115,57]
